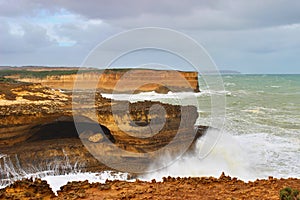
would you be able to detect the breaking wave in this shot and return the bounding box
[141,129,256,182]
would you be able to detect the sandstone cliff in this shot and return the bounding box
[7,69,199,93]
[0,81,206,181]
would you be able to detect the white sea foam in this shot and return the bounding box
[140,129,300,182]
[269,85,281,88]
[102,91,202,103]
[200,90,232,96]
[236,133,300,179]
[224,82,236,87]
[42,171,130,194]
[102,90,230,103]
[141,129,257,182]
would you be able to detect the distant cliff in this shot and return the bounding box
[3,68,199,93]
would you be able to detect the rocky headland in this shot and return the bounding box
[0,69,205,183]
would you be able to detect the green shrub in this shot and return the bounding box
[0,69,96,78]
[0,76,19,83]
[280,187,300,200]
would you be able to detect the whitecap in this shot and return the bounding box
[269,85,281,88]
[224,82,236,87]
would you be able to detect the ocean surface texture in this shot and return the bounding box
[220,74,300,179]
[104,74,300,180]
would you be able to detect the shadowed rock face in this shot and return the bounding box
[26,118,115,143]
[0,81,206,176]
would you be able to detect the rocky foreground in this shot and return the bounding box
[1,173,300,199]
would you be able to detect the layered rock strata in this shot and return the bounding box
[7,69,199,93]
[0,81,206,179]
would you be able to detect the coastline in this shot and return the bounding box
[0,70,299,199]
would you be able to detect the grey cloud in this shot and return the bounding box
[105,0,300,30]
[53,20,121,47]
[0,19,55,54]
[0,0,47,17]
[2,0,300,30]
[0,15,120,65]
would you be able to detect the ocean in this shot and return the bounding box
[1,74,299,192]
[219,74,300,179]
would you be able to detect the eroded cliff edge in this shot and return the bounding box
[0,80,206,181]
[3,68,200,93]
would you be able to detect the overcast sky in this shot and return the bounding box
[0,0,300,73]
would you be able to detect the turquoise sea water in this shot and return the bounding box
[222,74,300,135]
[199,74,300,178]
[226,74,300,177]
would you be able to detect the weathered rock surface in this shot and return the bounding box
[0,178,55,199]
[1,175,300,199]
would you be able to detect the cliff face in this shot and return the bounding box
[0,81,206,178]
[11,69,199,93]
